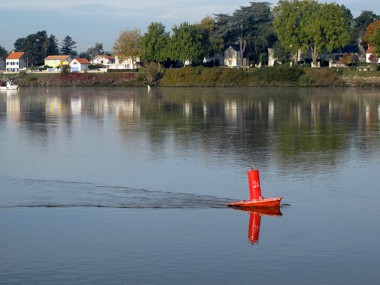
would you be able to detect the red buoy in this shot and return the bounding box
[228,167,282,208]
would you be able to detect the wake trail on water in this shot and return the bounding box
[0,177,232,209]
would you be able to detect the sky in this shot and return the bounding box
[1,0,379,54]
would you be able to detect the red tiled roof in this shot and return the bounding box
[367,46,376,53]
[6,51,25,59]
[73,58,90,64]
[45,55,70,60]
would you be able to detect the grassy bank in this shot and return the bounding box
[9,66,380,88]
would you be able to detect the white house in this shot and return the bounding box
[366,46,380,63]
[109,55,140,70]
[91,55,115,66]
[6,51,27,72]
[70,58,90,72]
[224,45,247,68]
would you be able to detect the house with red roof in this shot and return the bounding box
[366,46,380,63]
[69,58,90,72]
[6,51,27,72]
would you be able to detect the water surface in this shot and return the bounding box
[1,87,380,284]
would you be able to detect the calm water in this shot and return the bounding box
[1,87,380,284]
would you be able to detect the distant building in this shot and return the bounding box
[366,46,380,63]
[70,58,90,72]
[45,55,71,70]
[91,55,115,66]
[6,51,27,72]
[224,45,247,68]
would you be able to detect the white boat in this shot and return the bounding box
[0,81,19,90]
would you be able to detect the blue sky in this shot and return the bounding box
[1,0,379,53]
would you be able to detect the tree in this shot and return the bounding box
[305,2,350,65]
[214,2,273,66]
[14,30,50,66]
[0,45,8,58]
[352,11,380,45]
[196,16,223,58]
[140,22,170,63]
[371,28,380,55]
[362,20,380,48]
[167,22,206,65]
[82,42,104,60]
[273,0,350,66]
[60,35,77,57]
[46,35,59,56]
[273,0,310,63]
[113,28,141,69]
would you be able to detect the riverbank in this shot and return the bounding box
[8,66,380,87]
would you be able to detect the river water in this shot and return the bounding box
[1,87,379,284]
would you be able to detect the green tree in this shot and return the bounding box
[196,16,223,57]
[14,30,50,66]
[371,28,380,55]
[46,35,59,56]
[305,2,350,65]
[140,22,170,63]
[352,11,380,45]
[113,28,141,69]
[60,35,77,57]
[167,22,206,65]
[273,0,306,63]
[0,45,8,58]
[214,2,273,65]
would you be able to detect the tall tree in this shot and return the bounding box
[113,28,141,69]
[305,2,350,65]
[14,30,49,66]
[215,2,273,66]
[196,16,223,57]
[273,0,307,63]
[362,20,380,48]
[0,45,8,58]
[140,22,170,63]
[60,35,77,57]
[46,35,59,56]
[352,11,380,45]
[274,0,350,65]
[167,22,206,65]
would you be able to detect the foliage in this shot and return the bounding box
[160,67,253,87]
[214,2,274,65]
[60,35,77,57]
[371,29,380,55]
[196,16,224,57]
[140,22,170,63]
[273,0,350,66]
[47,35,59,56]
[255,65,304,84]
[113,29,141,68]
[167,22,206,65]
[14,30,55,66]
[60,65,70,76]
[272,41,290,63]
[362,20,380,46]
[80,43,104,60]
[339,53,354,65]
[138,62,165,86]
[0,45,7,58]
[351,10,380,44]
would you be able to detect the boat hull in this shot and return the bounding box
[227,197,282,208]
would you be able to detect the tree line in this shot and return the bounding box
[1,1,380,68]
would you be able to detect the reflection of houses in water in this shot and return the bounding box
[6,94,22,124]
[92,96,109,117]
[112,98,140,119]
[225,100,238,124]
[45,97,69,118]
[268,100,274,126]
[71,97,82,116]
[184,102,192,117]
